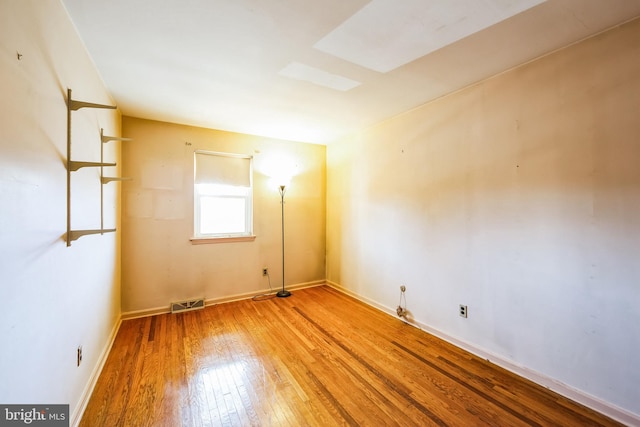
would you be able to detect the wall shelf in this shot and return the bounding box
[66,89,131,246]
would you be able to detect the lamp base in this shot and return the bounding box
[276,289,292,298]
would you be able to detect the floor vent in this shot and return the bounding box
[170,298,205,313]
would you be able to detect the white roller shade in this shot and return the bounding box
[195,151,251,186]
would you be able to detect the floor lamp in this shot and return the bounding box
[276,184,291,297]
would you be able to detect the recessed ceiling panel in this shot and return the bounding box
[314,0,547,73]
[278,62,361,91]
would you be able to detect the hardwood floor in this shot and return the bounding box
[81,285,623,426]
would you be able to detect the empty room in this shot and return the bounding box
[1,0,639,426]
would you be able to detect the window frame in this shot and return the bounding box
[191,150,255,244]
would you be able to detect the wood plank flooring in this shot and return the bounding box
[80,285,623,426]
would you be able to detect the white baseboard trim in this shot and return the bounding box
[71,315,123,427]
[326,281,640,427]
[121,280,326,320]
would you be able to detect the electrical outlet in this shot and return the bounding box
[77,346,83,367]
[262,268,268,276]
[459,305,468,318]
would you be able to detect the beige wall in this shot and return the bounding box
[0,1,121,423]
[327,18,640,419]
[121,117,326,313]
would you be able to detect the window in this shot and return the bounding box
[193,151,253,241]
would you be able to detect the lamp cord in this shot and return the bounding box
[252,271,276,301]
[397,287,407,317]
[398,290,406,311]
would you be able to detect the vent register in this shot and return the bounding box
[170,299,205,313]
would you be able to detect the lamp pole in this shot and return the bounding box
[277,185,291,297]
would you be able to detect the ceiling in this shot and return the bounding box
[61,0,640,144]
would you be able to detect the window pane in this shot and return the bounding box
[193,151,253,239]
[200,196,246,235]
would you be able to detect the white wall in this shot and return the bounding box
[327,17,640,421]
[0,1,121,423]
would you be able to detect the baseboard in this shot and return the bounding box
[326,281,640,427]
[121,280,326,320]
[121,305,172,320]
[71,315,122,427]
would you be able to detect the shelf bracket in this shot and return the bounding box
[69,161,117,171]
[101,128,132,144]
[69,99,116,111]
[66,88,119,246]
[68,228,116,243]
[101,176,132,184]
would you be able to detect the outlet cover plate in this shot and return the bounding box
[459,305,468,318]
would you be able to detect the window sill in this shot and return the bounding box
[190,235,256,245]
